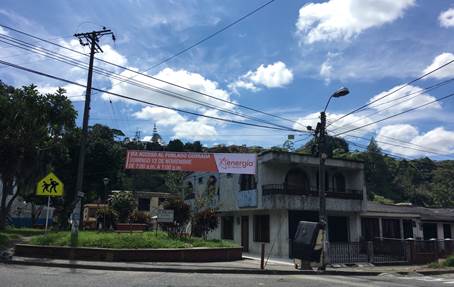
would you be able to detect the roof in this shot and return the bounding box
[365,201,454,222]
[258,150,364,164]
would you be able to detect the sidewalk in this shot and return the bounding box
[4,255,454,276]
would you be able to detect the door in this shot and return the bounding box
[241,216,249,252]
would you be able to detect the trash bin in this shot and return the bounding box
[292,221,324,267]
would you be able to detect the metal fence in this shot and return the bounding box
[329,239,408,264]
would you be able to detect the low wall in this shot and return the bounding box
[14,244,242,262]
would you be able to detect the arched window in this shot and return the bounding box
[285,168,309,192]
[333,173,346,193]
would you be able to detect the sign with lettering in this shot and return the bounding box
[157,209,174,223]
[125,150,256,174]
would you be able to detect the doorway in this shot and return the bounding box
[241,216,249,252]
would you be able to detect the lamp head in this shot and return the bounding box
[332,87,349,98]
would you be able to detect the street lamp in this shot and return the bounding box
[315,87,349,269]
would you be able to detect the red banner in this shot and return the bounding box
[125,150,256,174]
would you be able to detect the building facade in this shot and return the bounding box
[184,151,454,259]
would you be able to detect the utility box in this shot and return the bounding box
[292,221,324,264]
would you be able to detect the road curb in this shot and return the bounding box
[4,259,454,276]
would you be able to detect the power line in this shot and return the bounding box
[0,34,304,132]
[329,78,454,134]
[343,134,453,157]
[144,0,277,70]
[0,59,306,133]
[0,22,308,129]
[328,58,454,127]
[333,91,454,137]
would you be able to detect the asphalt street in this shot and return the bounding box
[2,264,454,287]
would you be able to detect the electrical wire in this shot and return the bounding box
[333,91,454,137]
[328,58,454,127]
[0,22,308,129]
[329,78,454,134]
[0,34,305,133]
[342,134,453,157]
[0,59,306,133]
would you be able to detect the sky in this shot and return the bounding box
[0,0,454,159]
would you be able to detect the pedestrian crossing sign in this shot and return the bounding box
[36,172,64,197]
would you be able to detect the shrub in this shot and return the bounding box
[444,256,454,267]
[110,191,136,222]
[160,198,191,237]
[193,208,218,240]
[96,206,118,229]
[129,210,152,225]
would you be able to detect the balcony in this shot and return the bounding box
[262,183,363,200]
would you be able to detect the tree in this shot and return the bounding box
[297,135,349,157]
[431,161,454,207]
[193,208,218,239]
[0,83,76,229]
[110,191,136,223]
[167,139,184,152]
[163,198,191,237]
[363,138,396,200]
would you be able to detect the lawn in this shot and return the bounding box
[0,227,46,249]
[29,231,238,249]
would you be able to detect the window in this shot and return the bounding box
[361,218,380,241]
[403,220,414,239]
[382,219,401,239]
[423,223,438,240]
[333,173,346,193]
[198,177,204,184]
[253,215,270,242]
[221,216,234,240]
[138,198,150,211]
[444,224,452,239]
[286,168,309,192]
[239,174,256,191]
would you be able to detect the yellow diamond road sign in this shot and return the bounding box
[36,172,64,197]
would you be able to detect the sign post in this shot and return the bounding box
[36,172,64,233]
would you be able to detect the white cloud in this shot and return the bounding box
[439,8,454,28]
[422,53,454,79]
[105,67,234,111]
[38,81,86,101]
[133,106,185,126]
[229,61,293,92]
[0,26,8,35]
[368,84,441,114]
[296,0,415,43]
[319,61,333,83]
[133,106,219,141]
[377,124,454,156]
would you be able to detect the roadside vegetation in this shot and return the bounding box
[0,227,41,249]
[428,256,454,268]
[29,231,237,249]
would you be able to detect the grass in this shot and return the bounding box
[0,232,21,250]
[428,256,454,269]
[1,227,45,237]
[29,231,238,249]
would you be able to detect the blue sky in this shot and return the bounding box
[1,0,454,158]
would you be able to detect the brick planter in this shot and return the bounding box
[14,244,242,262]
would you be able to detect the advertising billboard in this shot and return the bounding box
[125,150,256,175]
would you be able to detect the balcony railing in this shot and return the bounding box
[261,183,363,200]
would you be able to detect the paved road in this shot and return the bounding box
[2,264,454,287]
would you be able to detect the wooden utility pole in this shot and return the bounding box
[70,28,115,246]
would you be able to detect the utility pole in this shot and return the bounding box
[317,111,328,268]
[309,87,349,270]
[70,28,115,246]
